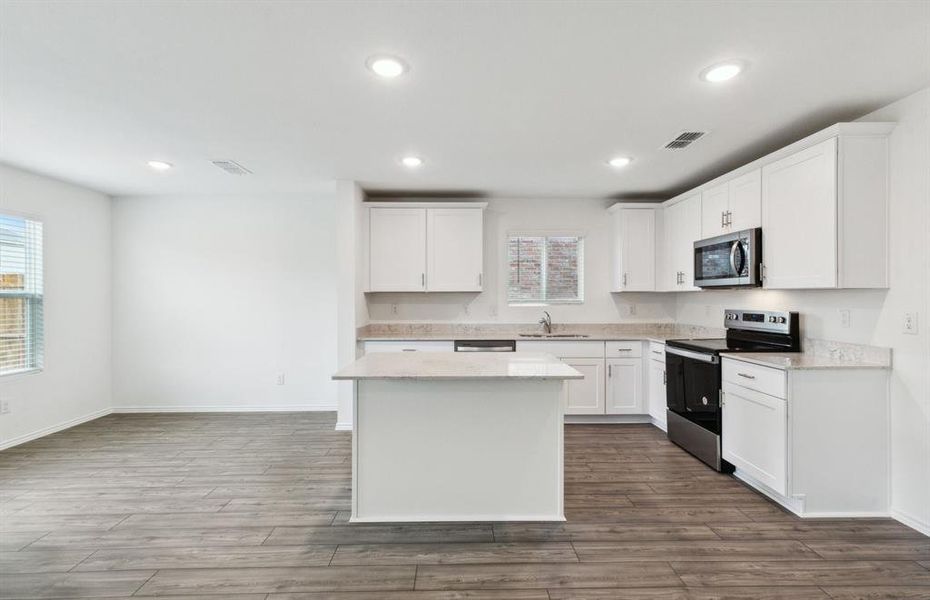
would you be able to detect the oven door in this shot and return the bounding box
[665,347,722,434]
[693,228,761,288]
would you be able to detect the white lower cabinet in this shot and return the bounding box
[605,358,643,414]
[721,382,788,495]
[647,357,667,428]
[720,356,890,517]
[562,358,606,415]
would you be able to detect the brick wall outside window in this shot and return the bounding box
[507,235,583,304]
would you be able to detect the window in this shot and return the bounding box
[0,214,43,376]
[507,234,584,305]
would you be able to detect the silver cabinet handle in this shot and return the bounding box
[622,272,627,286]
[608,364,612,377]
[421,273,425,287]
[727,211,733,226]
[721,211,726,228]
[662,370,666,385]
[402,348,417,352]
[652,350,663,355]
[615,348,632,352]
[737,372,756,380]
[478,273,482,286]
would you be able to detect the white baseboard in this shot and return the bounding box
[564,415,653,424]
[112,405,336,413]
[0,408,111,451]
[334,422,353,431]
[892,507,930,536]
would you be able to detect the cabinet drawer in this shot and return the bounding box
[363,341,455,353]
[606,341,643,358]
[648,341,666,362]
[722,358,786,399]
[516,340,605,358]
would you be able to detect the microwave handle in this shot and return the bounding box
[729,240,746,275]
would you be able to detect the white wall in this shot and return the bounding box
[676,88,930,533]
[0,164,112,448]
[111,191,340,412]
[365,197,676,324]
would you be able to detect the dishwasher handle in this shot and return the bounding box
[454,340,517,352]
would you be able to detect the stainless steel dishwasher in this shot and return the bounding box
[453,340,516,352]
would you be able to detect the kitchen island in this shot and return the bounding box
[332,351,582,523]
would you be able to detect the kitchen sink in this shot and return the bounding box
[519,333,590,338]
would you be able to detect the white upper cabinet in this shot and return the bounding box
[664,194,702,291]
[369,207,428,292]
[761,131,889,290]
[700,182,730,238]
[609,206,656,292]
[762,138,838,289]
[727,169,762,232]
[427,207,483,292]
[367,203,487,292]
[701,169,761,238]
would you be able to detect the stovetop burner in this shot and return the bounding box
[667,309,801,356]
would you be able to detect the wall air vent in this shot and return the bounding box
[663,131,707,149]
[211,160,252,175]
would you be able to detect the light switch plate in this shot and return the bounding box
[840,309,851,328]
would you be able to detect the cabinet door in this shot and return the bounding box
[677,194,703,291]
[762,138,838,289]
[663,201,683,289]
[701,183,730,238]
[618,209,656,291]
[721,383,788,495]
[647,359,667,426]
[728,168,761,232]
[562,358,605,415]
[605,358,644,414]
[427,208,483,292]
[369,208,427,291]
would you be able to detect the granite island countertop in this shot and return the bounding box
[333,351,585,381]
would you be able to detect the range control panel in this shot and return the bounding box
[724,309,797,334]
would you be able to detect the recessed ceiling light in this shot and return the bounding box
[607,156,632,168]
[401,156,423,168]
[147,160,172,171]
[367,55,408,78]
[700,61,744,83]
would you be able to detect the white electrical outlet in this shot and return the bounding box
[840,309,851,328]
[391,303,398,315]
[903,312,919,335]
[629,304,637,316]
[463,304,470,316]
[276,373,286,385]
[0,401,10,415]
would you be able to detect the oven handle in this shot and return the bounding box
[665,346,719,364]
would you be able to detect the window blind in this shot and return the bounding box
[507,234,584,305]
[0,214,44,376]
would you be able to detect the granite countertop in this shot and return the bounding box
[724,338,893,371]
[357,322,724,343]
[332,352,585,381]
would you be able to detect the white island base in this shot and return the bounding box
[334,352,580,523]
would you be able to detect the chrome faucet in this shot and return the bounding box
[538,311,552,334]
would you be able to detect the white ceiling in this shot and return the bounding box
[2,0,929,199]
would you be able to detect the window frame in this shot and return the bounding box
[505,230,585,307]
[0,210,45,378]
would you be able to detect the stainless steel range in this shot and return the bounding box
[665,309,800,472]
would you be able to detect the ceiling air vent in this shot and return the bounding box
[663,131,706,150]
[211,160,252,175]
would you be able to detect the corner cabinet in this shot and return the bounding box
[761,133,889,289]
[608,206,656,292]
[367,202,486,292]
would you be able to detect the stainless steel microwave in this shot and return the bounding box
[693,228,762,288]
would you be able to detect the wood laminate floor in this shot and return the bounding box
[1,413,928,599]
